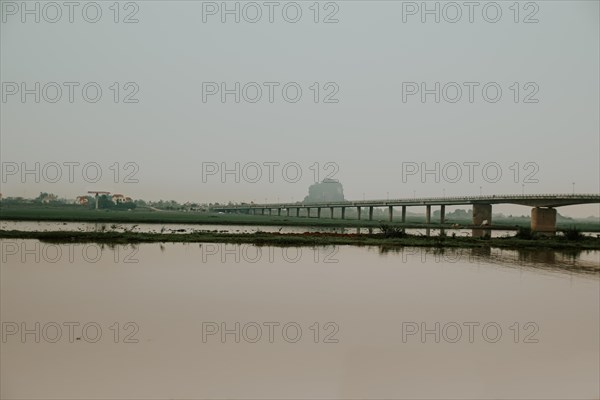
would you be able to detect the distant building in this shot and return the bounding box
[112,194,126,204]
[303,179,345,203]
[40,194,58,204]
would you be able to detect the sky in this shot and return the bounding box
[1,0,599,217]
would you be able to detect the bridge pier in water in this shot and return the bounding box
[369,206,374,220]
[401,206,406,223]
[330,207,335,218]
[357,207,362,220]
[341,207,346,219]
[388,206,393,222]
[531,207,557,236]
[472,204,492,238]
[317,208,322,218]
[440,205,446,236]
[425,205,431,236]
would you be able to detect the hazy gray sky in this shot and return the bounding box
[1,0,599,217]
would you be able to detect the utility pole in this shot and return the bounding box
[87,191,110,210]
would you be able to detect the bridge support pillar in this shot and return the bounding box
[317,208,321,218]
[531,207,557,236]
[401,206,406,223]
[440,205,445,224]
[330,207,334,218]
[388,206,393,222]
[277,208,281,216]
[369,206,374,220]
[262,209,265,215]
[426,205,431,224]
[473,204,492,225]
[307,208,311,218]
[269,209,272,216]
[357,207,362,220]
[472,204,492,238]
[287,208,290,217]
[341,207,346,219]
[296,208,300,217]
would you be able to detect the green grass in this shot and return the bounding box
[0,206,483,229]
[3,205,600,231]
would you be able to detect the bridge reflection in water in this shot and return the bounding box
[374,246,599,275]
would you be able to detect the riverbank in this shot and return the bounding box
[2,206,599,232]
[2,229,600,251]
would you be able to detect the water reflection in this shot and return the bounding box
[377,246,599,275]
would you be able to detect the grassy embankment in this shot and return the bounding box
[2,205,599,232]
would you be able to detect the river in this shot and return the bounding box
[1,236,598,399]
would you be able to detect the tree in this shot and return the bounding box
[97,194,115,209]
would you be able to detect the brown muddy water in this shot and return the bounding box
[1,239,599,399]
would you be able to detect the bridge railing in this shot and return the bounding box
[211,193,600,209]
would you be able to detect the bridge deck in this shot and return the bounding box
[212,194,600,210]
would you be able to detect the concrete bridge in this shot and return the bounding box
[211,193,600,236]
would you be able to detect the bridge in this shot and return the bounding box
[211,193,600,236]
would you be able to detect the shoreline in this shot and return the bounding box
[2,229,600,251]
[2,207,599,232]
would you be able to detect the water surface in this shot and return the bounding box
[1,239,598,399]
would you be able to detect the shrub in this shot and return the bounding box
[515,227,533,239]
[379,224,407,238]
[563,227,584,241]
